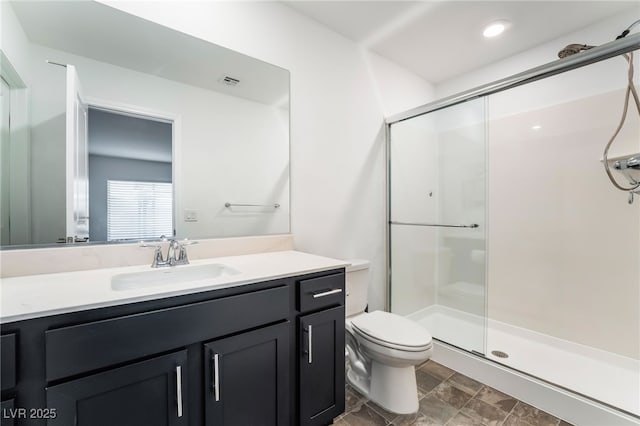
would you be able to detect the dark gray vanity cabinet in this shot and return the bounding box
[203,322,290,425]
[299,307,345,426]
[296,273,346,426]
[1,334,16,393]
[47,350,188,426]
[1,333,17,426]
[0,400,15,426]
[0,268,346,426]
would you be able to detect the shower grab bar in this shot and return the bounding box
[390,221,479,229]
[225,202,280,208]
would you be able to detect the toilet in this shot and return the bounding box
[345,260,433,414]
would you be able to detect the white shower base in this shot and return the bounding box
[408,305,640,417]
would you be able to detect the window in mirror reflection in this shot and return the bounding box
[88,108,173,242]
[107,180,172,241]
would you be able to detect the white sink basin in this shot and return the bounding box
[111,264,240,291]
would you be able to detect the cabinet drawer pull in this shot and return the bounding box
[312,288,342,299]
[307,325,313,364]
[176,365,183,418]
[212,352,220,401]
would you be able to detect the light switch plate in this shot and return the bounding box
[184,209,198,222]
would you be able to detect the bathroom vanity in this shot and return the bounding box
[0,251,346,426]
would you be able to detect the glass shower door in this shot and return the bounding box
[389,98,487,354]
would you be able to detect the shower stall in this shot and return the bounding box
[387,33,640,422]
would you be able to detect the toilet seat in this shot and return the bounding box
[351,310,432,352]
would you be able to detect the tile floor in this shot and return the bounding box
[334,360,573,426]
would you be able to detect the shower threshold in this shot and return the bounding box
[407,305,640,416]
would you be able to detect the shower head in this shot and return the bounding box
[557,44,596,59]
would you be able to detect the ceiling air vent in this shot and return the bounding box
[220,76,240,87]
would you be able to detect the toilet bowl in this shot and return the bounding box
[345,260,433,414]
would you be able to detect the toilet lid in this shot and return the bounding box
[351,310,432,349]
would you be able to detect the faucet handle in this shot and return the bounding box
[139,241,162,249]
[174,239,197,264]
[140,241,166,268]
[138,241,162,251]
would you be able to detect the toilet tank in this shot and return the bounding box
[345,259,370,317]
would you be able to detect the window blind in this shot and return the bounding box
[107,180,173,241]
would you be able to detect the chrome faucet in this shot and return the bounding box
[140,236,197,268]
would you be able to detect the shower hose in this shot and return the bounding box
[602,19,640,199]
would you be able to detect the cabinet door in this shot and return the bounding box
[47,350,187,426]
[1,399,15,426]
[1,334,16,392]
[299,306,345,426]
[204,322,290,426]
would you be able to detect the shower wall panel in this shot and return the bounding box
[487,57,640,359]
[390,226,438,316]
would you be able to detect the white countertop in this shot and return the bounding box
[0,250,349,323]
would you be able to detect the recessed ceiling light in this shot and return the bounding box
[531,125,542,130]
[483,20,509,38]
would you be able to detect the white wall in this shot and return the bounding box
[1,78,9,245]
[0,1,31,81]
[1,2,33,245]
[27,44,67,244]
[103,0,434,311]
[3,9,88,245]
[435,11,640,358]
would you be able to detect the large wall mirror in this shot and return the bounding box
[0,0,290,249]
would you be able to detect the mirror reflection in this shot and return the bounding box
[0,0,290,248]
[88,108,173,242]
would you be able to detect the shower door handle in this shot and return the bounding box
[390,221,479,229]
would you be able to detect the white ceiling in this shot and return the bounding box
[284,1,640,83]
[11,1,639,93]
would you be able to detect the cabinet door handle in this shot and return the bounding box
[307,325,313,364]
[312,288,342,298]
[212,352,220,401]
[176,365,183,418]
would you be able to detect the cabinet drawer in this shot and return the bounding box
[298,273,344,313]
[1,334,16,391]
[46,285,289,381]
